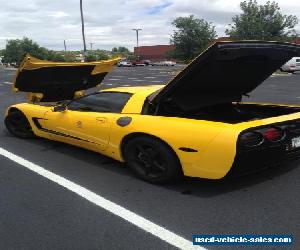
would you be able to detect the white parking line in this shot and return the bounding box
[133,80,143,82]
[106,79,120,81]
[3,81,13,85]
[0,147,203,250]
[144,77,156,79]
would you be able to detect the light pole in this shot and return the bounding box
[80,0,87,61]
[90,42,94,50]
[132,28,142,60]
[63,39,67,51]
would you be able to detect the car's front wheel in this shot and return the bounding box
[5,110,35,139]
[123,136,182,184]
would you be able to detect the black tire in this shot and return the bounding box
[123,136,182,184]
[5,111,35,139]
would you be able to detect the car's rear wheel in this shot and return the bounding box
[5,110,35,139]
[123,136,182,184]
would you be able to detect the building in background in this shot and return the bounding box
[134,37,300,62]
[134,45,175,62]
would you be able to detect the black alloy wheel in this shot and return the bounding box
[123,136,182,184]
[5,111,35,139]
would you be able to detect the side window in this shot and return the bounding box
[296,59,300,62]
[68,92,132,113]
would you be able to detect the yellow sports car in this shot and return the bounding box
[4,41,300,183]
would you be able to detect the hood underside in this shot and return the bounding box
[14,55,120,102]
[150,41,300,112]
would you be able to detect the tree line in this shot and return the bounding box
[170,0,298,61]
[1,0,299,64]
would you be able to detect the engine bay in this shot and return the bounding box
[156,102,300,124]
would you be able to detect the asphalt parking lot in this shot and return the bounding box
[0,65,299,250]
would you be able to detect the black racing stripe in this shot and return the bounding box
[32,117,97,144]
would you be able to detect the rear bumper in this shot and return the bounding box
[227,119,300,177]
[227,145,300,177]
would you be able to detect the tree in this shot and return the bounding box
[226,0,298,41]
[3,37,65,64]
[62,51,78,62]
[111,46,132,59]
[46,51,65,62]
[86,51,97,62]
[93,50,109,60]
[170,15,217,61]
[112,47,130,54]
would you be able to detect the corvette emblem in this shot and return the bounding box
[76,121,82,128]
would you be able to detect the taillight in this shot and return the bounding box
[240,131,264,147]
[262,127,284,142]
[240,127,285,147]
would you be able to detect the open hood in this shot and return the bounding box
[14,55,120,102]
[149,41,300,112]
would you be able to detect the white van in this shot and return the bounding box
[281,57,300,73]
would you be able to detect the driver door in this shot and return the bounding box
[42,91,132,152]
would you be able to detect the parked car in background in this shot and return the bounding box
[151,61,176,66]
[281,57,300,73]
[162,60,176,66]
[117,61,133,67]
[131,60,146,66]
[142,60,152,66]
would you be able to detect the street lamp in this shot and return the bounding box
[90,42,94,50]
[132,28,142,60]
[80,0,87,61]
[64,39,67,51]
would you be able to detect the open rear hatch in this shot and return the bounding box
[147,41,300,115]
[14,55,120,102]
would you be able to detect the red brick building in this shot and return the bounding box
[294,37,300,45]
[134,37,300,61]
[134,45,175,61]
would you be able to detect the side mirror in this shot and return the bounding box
[53,104,67,112]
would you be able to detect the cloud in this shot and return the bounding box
[0,0,299,51]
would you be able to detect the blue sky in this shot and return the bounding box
[147,2,172,15]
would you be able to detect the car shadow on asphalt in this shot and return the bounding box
[2,129,299,198]
[165,161,299,197]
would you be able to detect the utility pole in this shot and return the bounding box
[132,28,142,60]
[63,40,67,51]
[80,0,87,61]
[90,42,94,50]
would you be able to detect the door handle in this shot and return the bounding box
[96,117,106,123]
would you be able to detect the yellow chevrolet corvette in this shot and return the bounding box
[4,41,300,183]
